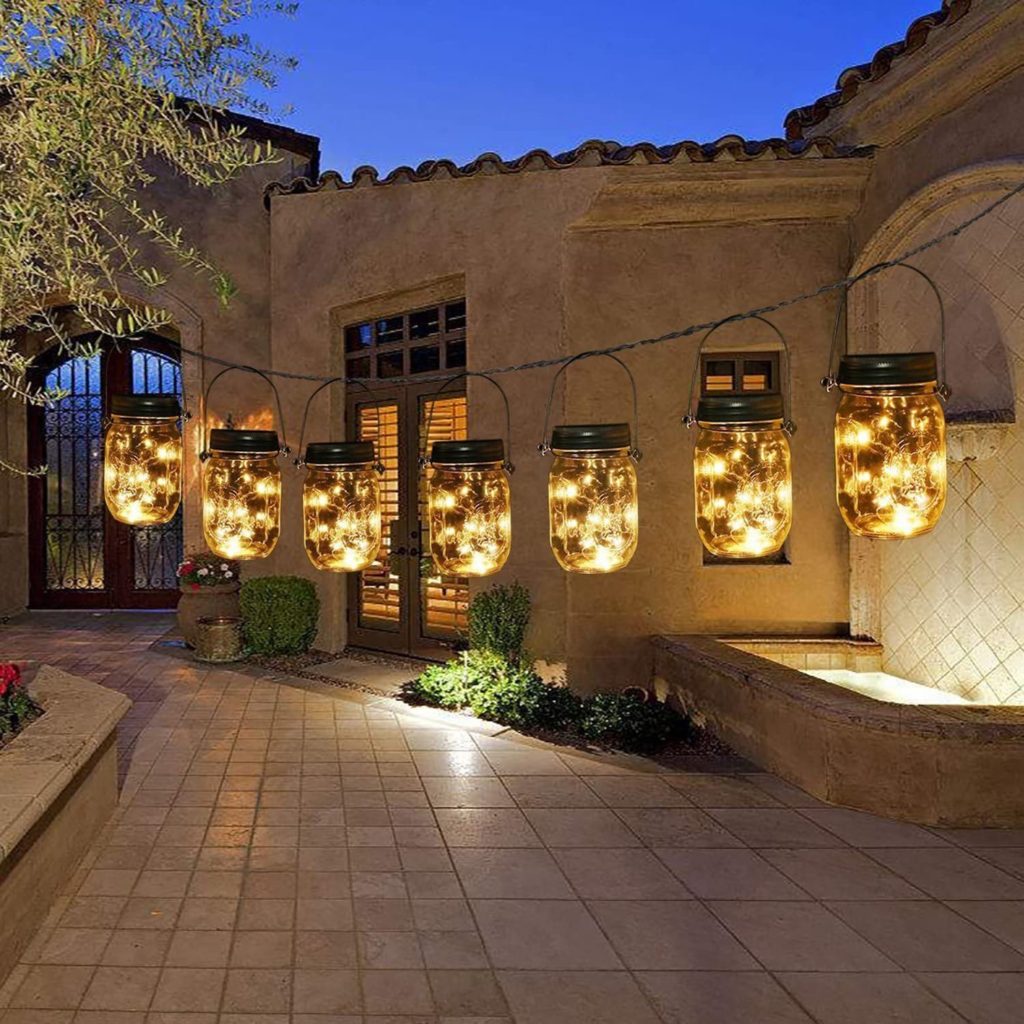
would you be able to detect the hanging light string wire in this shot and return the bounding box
[174,176,1024,389]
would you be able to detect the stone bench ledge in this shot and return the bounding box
[0,665,131,862]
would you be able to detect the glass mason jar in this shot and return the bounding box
[302,441,382,572]
[693,394,793,558]
[428,439,511,577]
[103,394,182,525]
[548,423,638,573]
[834,353,946,539]
[202,429,282,560]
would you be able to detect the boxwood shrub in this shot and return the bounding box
[240,576,319,655]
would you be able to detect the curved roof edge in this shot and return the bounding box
[784,0,974,141]
[264,134,873,206]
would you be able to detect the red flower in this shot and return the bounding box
[0,662,21,698]
[178,562,195,577]
[191,582,200,591]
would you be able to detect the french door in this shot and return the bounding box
[347,381,470,658]
[27,336,184,609]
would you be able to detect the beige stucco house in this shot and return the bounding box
[3,0,1023,700]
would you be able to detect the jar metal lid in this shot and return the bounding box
[431,439,505,465]
[304,441,375,466]
[110,393,181,418]
[551,423,630,451]
[837,352,937,387]
[696,393,784,425]
[208,428,280,455]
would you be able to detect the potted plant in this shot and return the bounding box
[176,552,241,647]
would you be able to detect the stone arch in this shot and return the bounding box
[847,159,1024,703]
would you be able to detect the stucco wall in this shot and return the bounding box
[265,158,867,687]
[832,10,1024,704]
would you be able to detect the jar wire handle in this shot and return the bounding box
[199,365,290,460]
[293,377,382,469]
[418,371,514,472]
[539,351,642,460]
[683,315,796,434]
[822,263,950,401]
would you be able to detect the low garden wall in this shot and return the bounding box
[653,634,1024,827]
[0,666,130,984]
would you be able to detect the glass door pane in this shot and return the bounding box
[356,402,402,631]
[128,348,184,593]
[42,353,106,592]
[418,394,469,642]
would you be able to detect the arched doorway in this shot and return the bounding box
[27,334,184,608]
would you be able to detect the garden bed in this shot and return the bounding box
[0,665,130,985]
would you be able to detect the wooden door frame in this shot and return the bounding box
[345,380,466,659]
[27,335,183,609]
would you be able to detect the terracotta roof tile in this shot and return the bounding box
[264,134,872,205]
[784,0,974,140]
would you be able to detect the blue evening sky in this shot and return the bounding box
[251,0,932,175]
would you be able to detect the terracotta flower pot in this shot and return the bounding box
[177,582,241,648]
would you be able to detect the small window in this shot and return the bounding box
[699,351,779,397]
[344,298,467,380]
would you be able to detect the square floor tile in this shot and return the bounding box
[825,900,1024,971]
[868,847,1024,900]
[503,776,604,808]
[585,777,691,807]
[35,930,111,966]
[100,930,171,967]
[708,901,898,971]
[360,968,433,1014]
[220,967,291,1013]
[292,968,361,1014]
[485,751,572,775]
[918,972,1024,1024]
[553,848,691,899]
[422,777,513,808]
[777,972,965,1024]
[80,966,159,1011]
[948,900,1024,954]
[9,965,93,1009]
[293,930,357,968]
[228,930,293,967]
[149,967,224,1012]
[802,807,950,847]
[664,774,783,808]
[428,968,507,1016]
[435,808,541,847]
[164,930,232,968]
[357,930,423,968]
[656,848,807,900]
[524,808,640,848]
[708,809,845,848]
[761,848,924,900]
[412,750,495,777]
[452,848,575,899]
[591,899,757,969]
[497,970,661,1024]
[616,808,741,847]
[472,899,621,969]
[419,929,489,969]
[638,971,812,1024]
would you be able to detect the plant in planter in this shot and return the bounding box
[0,663,40,743]
[176,552,241,647]
[240,576,319,655]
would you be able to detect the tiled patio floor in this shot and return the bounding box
[2,613,1024,1022]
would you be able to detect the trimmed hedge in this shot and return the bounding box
[240,576,319,655]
